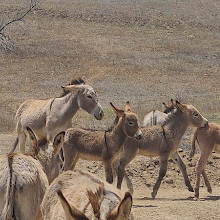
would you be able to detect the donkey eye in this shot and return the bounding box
[87,95,92,99]
[128,121,134,126]
[194,113,199,117]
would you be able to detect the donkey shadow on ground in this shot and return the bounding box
[135,195,220,202]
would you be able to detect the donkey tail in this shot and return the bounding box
[190,128,199,158]
[1,155,16,220]
[9,137,19,153]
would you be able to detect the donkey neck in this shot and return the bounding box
[107,118,127,152]
[163,111,188,145]
[52,92,80,120]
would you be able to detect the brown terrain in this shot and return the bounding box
[0,0,220,219]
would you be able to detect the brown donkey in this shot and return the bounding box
[63,102,143,184]
[41,169,133,220]
[0,127,65,220]
[117,100,208,198]
[190,122,220,198]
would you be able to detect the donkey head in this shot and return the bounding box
[173,100,208,128]
[61,81,104,120]
[26,127,65,181]
[57,187,133,220]
[110,102,143,140]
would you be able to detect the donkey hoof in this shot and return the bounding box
[188,186,194,192]
[151,191,156,199]
[208,188,212,194]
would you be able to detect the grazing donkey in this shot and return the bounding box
[63,101,143,184]
[190,122,220,198]
[0,127,65,220]
[11,77,104,153]
[143,100,175,126]
[41,169,133,220]
[117,100,208,198]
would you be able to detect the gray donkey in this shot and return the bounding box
[117,100,208,198]
[63,101,143,184]
[11,78,104,153]
[143,99,175,126]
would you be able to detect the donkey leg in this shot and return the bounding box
[104,159,113,184]
[151,155,168,199]
[195,148,212,198]
[202,169,212,194]
[117,147,137,193]
[170,151,193,192]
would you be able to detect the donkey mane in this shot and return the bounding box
[161,108,181,126]
[59,77,85,98]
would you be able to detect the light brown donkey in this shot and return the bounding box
[0,127,65,220]
[11,77,104,153]
[41,169,133,220]
[63,102,143,184]
[117,100,208,199]
[190,122,220,198]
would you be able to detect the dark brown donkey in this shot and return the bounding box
[117,100,208,198]
[63,102,143,184]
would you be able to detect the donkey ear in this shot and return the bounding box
[175,100,185,112]
[110,102,124,117]
[125,101,132,112]
[57,190,89,220]
[108,192,132,219]
[26,127,37,141]
[53,131,65,156]
[61,84,90,92]
[162,102,168,108]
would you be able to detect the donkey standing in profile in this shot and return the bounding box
[117,100,208,198]
[41,169,133,220]
[11,78,104,153]
[63,101,142,184]
[0,127,65,220]
[190,122,220,198]
[143,100,175,127]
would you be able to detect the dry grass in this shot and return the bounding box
[0,0,219,135]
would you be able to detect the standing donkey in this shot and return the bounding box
[41,169,133,220]
[143,99,175,126]
[11,77,104,153]
[63,101,142,184]
[117,100,208,198]
[0,127,65,220]
[190,122,220,198]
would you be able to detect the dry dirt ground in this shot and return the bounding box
[0,0,220,219]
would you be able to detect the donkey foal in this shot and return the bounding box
[190,122,220,198]
[63,102,142,184]
[117,100,208,198]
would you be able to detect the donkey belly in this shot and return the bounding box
[79,152,102,161]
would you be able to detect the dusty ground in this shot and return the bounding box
[0,0,220,219]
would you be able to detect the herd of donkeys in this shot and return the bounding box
[0,77,219,220]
